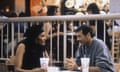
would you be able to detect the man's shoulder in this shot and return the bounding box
[93,38,108,49]
[93,38,105,44]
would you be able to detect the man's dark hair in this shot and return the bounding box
[75,25,95,37]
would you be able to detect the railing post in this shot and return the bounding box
[63,21,67,65]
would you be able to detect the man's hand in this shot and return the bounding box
[64,57,78,70]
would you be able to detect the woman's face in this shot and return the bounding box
[37,32,47,45]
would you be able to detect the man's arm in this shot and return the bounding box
[65,58,101,72]
[89,66,101,72]
[95,40,115,72]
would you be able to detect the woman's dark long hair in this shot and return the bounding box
[24,24,44,40]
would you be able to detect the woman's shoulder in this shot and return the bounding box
[16,39,27,48]
[17,43,25,49]
[15,39,28,49]
[18,39,28,45]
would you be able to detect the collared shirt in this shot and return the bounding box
[75,38,115,72]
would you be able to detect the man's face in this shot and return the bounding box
[76,30,88,45]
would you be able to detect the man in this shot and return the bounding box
[65,25,115,72]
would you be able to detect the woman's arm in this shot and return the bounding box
[15,43,34,72]
[15,43,25,71]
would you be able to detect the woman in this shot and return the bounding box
[15,24,48,72]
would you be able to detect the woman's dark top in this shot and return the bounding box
[16,39,46,69]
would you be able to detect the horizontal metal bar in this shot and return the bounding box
[0,13,120,22]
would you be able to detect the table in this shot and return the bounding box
[48,66,79,72]
[61,70,79,72]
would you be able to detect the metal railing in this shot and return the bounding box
[0,13,120,63]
